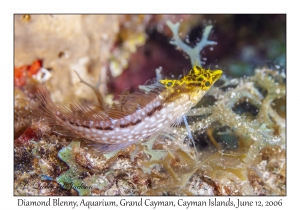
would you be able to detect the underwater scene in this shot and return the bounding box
[14,14,286,196]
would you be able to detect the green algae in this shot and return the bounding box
[56,141,107,195]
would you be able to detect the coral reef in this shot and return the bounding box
[14,15,285,196]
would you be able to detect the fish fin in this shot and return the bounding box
[35,83,163,122]
[35,86,111,122]
[182,115,197,151]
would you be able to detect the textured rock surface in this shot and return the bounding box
[15,15,120,102]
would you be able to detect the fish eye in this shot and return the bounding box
[205,81,210,87]
[167,82,173,87]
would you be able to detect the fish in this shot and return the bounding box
[36,66,222,151]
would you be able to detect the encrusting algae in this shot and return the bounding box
[14,15,286,195]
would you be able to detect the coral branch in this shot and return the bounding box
[166,21,217,66]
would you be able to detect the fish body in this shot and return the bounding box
[37,66,222,147]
